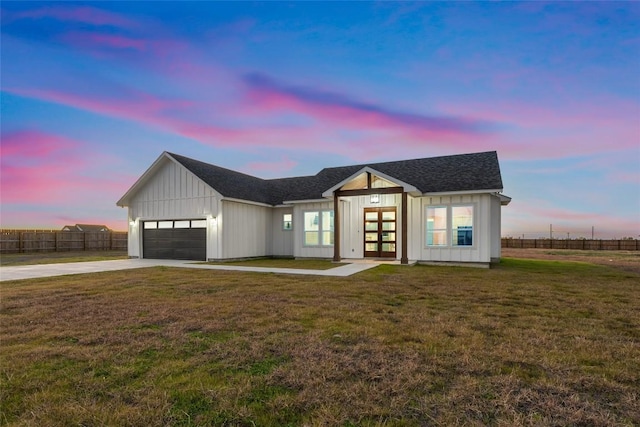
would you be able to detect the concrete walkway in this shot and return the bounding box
[0,259,379,282]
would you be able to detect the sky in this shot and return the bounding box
[1,1,639,238]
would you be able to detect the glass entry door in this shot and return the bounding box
[364,207,397,258]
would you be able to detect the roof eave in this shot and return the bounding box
[117,151,171,207]
[221,197,274,208]
[498,193,512,206]
[422,188,504,197]
[117,152,223,207]
[283,198,332,205]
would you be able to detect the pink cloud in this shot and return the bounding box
[10,5,136,29]
[235,73,507,159]
[3,86,350,156]
[17,71,633,165]
[5,83,499,163]
[4,87,193,131]
[22,61,634,164]
[4,6,506,162]
[61,32,147,51]
[1,163,82,204]
[57,29,194,61]
[1,131,87,204]
[439,97,640,160]
[1,130,135,206]
[243,73,493,136]
[1,130,77,159]
[607,171,640,185]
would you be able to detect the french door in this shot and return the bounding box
[363,207,397,258]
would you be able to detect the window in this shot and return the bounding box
[143,219,207,229]
[426,207,447,246]
[283,213,293,230]
[191,220,207,228]
[426,205,474,247]
[452,206,473,246]
[304,210,334,246]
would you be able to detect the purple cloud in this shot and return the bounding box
[243,73,493,135]
[8,5,136,29]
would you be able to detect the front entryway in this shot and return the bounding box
[363,207,397,258]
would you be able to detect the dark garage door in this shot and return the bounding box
[143,220,206,261]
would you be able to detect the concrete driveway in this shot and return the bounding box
[0,259,378,282]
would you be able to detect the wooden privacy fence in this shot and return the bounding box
[0,230,128,253]
[502,238,639,251]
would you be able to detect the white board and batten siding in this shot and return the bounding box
[490,195,502,261]
[127,158,220,258]
[271,207,294,257]
[219,200,271,259]
[416,193,494,263]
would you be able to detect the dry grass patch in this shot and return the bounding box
[1,257,638,426]
[502,248,640,274]
[0,251,128,266]
[202,258,346,270]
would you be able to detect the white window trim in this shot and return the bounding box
[426,206,448,247]
[302,209,334,247]
[283,213,293,231]
[451,204,475,248]
[424,203,476,248]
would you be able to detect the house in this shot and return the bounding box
[117,151,511,266]
[62,224,111,232]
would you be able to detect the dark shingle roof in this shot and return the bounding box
[62,224,110,232]
[168,153,277,205]
[168,151,504,206]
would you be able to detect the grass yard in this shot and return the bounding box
[203,258,347,270]
[0,251,128,267]
[1,256,639,426]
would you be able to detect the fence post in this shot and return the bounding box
[84,232,87,250]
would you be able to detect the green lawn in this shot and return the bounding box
[1,258,638,426]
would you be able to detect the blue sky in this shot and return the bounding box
[1,1,639,238]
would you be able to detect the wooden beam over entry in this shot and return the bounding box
[401,191,408,264]
[335,187,403,197]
